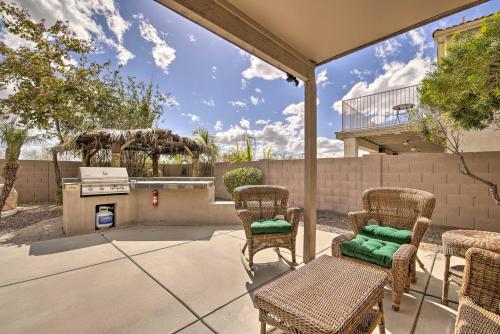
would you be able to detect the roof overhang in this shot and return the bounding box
[155,0,486,78]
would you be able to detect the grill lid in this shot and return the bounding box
[79,167,129,184]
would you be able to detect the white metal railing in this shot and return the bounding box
[341,85,419,131]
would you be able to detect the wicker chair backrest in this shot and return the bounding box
[362,187,436,230]
[233,185,289,220]
[461,248,500,313]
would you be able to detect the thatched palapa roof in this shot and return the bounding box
[53,128,211,156]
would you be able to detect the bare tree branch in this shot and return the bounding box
[457,151,500,206]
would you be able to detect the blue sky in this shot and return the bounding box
[4,0,500,158]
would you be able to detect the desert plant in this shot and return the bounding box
[223,167,263,195]
[0,120,38,218]
[192,127,219,162]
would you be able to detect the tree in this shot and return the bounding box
[0,1,107,190]
[223,133,256,163]
[0,119,37,219]
[411,13,500,206]
[192,127,219,162]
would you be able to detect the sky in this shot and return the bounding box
[2,0,500,159]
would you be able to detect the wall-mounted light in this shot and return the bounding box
[286,73,299,87]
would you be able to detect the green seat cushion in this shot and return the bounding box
[251,219,292,235]
[341,235,400,268]
[360,224,412,245]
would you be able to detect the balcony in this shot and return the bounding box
[336,85,444,156]
[342,85,419,131]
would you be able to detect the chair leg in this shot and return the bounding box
[410,260,417,284]
[442,254,451,305]
[242,241,248,254]
[392,292,402,311]
[248,242,254,269]
[378,299,386,334]
[291,238,296,264]
[260,320,266,334]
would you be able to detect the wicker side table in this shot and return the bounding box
[441,229,500,305]
[254,255,388,334]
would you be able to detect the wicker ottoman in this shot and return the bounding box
[441,230,500,305]
[254,255,388,334]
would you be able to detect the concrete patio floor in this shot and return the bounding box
[0,225,462,334]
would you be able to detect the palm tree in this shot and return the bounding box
[192,127,219,162]
[0,120,37,220]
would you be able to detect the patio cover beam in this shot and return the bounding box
[155,0,314,81]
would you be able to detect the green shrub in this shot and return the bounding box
[223,167,263,194]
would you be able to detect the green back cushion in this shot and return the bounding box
[360,224,412,244]
[251,219,292,235]
[341,235,400,268]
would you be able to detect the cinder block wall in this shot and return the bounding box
[209,152,500,231]
[0,160,81,203]
[3,152,500,231]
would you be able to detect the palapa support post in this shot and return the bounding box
[151,153,159,177]
[111,142,121,167]
[81,149,89,167]
[192,152,200,177]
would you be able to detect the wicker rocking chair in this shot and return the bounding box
[233,185,301,270]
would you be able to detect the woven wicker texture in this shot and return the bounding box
[361,187,435,230]
[455,248,500,334]
[443,230,500,258]
[233,185,300,268]
[332,232,416,311]
[255,255,387,334]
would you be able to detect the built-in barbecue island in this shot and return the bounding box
[55,129,239,236]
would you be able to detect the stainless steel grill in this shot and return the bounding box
[79,167,130,196]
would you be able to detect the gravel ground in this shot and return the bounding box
[0,203,62,234]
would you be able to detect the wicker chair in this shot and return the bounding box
[233,185,301,269]
[332,232,416,311]
[455,248,500,334]
[349,187,436,278]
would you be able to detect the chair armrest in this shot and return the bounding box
[391,244,417,293]
[410,216,431,248]
[348,210,371,234]
[331,232,356,258]
[236,209,253,239]
[286,207,301,236]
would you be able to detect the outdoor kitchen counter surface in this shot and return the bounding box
[129,177,214,190]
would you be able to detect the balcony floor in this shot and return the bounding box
[0,225,461,333]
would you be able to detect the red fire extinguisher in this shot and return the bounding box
[152,189,158,207]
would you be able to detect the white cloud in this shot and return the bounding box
[407,28,431,53]
[250,96,264,105]
[137,15,176,73]
[188,34,196,42]
[215,100,344,158]
[241,78,247,89]
[214,120,223,131]
[181,113,200,122]
[202,98,215,107]
[255,88,262,94]
[8,0,134,65]
[242,55,286,81]
[375,39,401,59]
[332,55,432,120]
[239,118,250,129]
[350,68,373,80]
[211,65,216,79]
[238,49,249,57]
[229,100,247,108]
[316,69,331,88]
